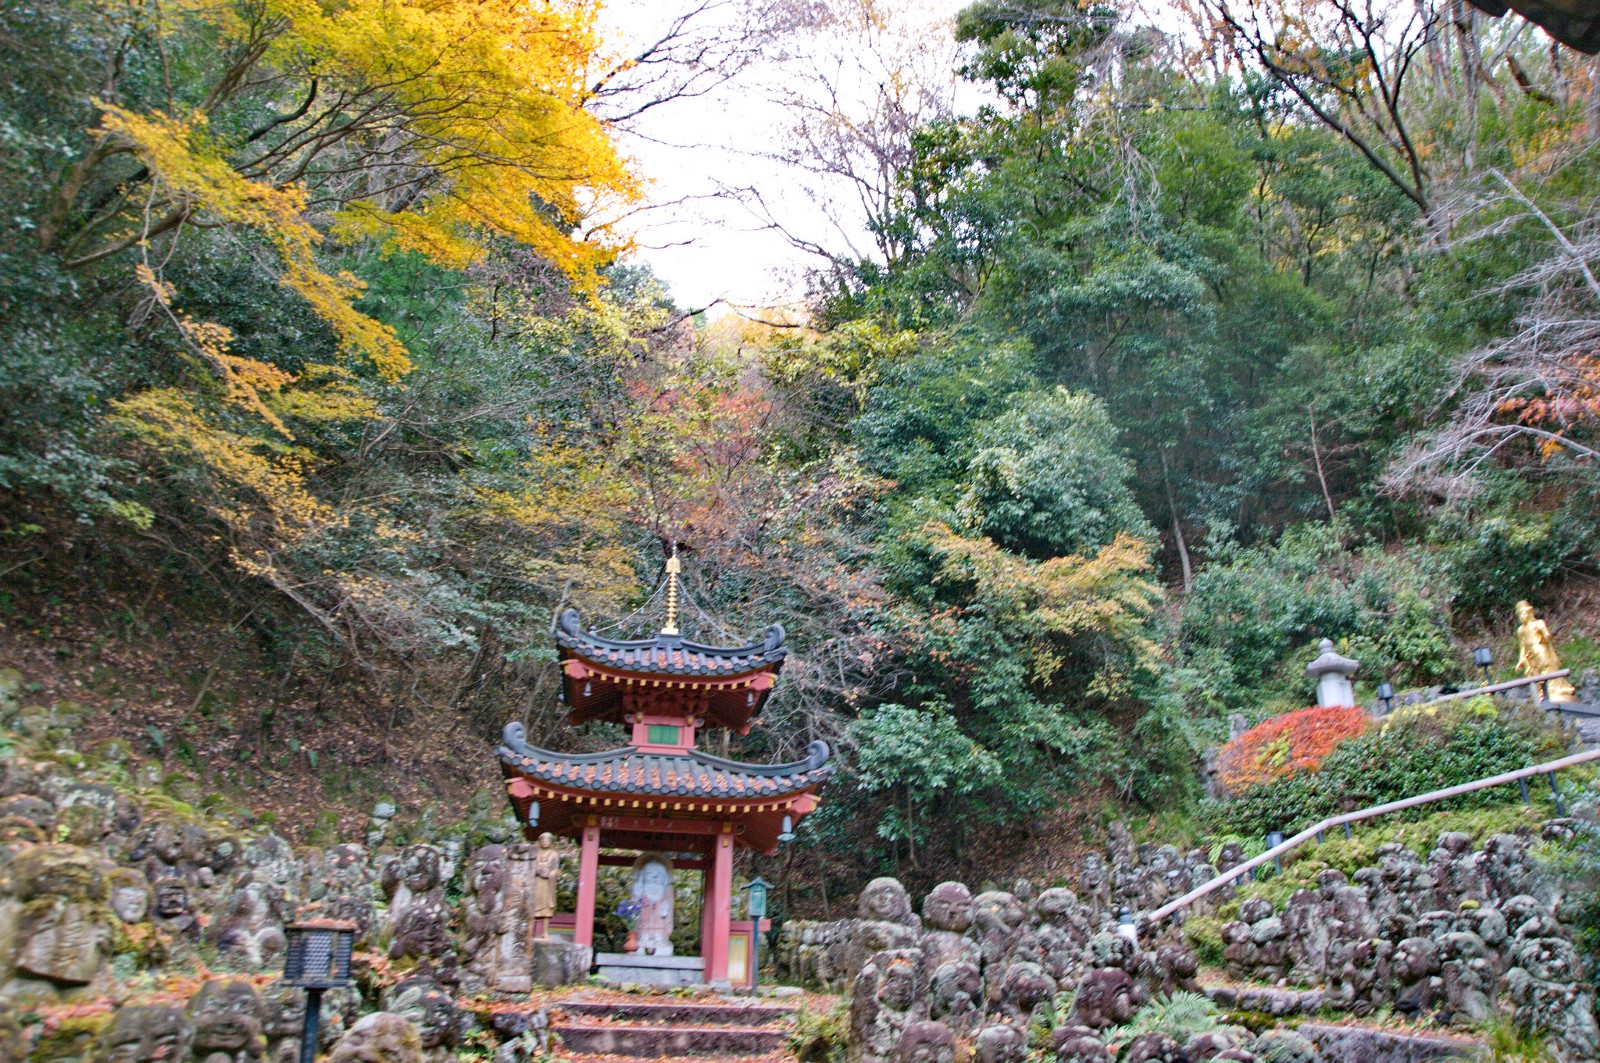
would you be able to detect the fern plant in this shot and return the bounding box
[1104,991,1221,1046]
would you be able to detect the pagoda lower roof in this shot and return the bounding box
[496,722,831,800]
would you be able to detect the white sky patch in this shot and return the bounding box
[594,0,975,315]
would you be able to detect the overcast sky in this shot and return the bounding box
[594,0,970,315]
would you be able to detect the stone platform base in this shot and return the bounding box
[534,940,593,988]
[596,952,705,987]
[1300,1022,1478,1062]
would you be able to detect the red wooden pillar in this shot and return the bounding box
[574,819,601,948]
[706,821,734,981]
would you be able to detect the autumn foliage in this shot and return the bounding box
[1217,705,1369,795]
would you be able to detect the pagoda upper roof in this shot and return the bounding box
[555,608,786,676]
[553,608,787,730]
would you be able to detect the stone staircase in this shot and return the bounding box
[517,991,804,1060]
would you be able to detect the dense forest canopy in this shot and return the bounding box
[3,0,1600,886]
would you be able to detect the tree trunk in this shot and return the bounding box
[1159,450,1193,593]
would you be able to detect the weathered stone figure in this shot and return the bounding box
[920,882,980,972]
[531,832,559,941]
[186,979,265,1063]
[95,1003,186,1063]
[385,976,462,1063]
[848,948,925,1063]
[928,960,983,1033]
[327,1013,423,1063]
[896,1021,956,1063]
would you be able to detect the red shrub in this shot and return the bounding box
[1217,705,1369,795]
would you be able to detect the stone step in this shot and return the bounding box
[553,1022,789,1056]
[559,999,797,1025]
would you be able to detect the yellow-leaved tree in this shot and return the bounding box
[29,0,638,643]
[43,0,635,386]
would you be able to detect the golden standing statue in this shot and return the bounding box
[1514,600,1577,702]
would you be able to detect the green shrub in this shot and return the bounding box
[1180,524,1457,717]
[789,1000,849,1063]
[1205,698,1562,836]
[1183,913,1229,967]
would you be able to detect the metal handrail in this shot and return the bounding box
[1146,745,1600,926]
[1408,669,1570,706]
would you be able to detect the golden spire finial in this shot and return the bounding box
[661,543,681,636]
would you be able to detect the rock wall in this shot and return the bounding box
[0,671,589,1059]
[782,824,1598,1063]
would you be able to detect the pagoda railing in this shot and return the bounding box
[1145,744,1600,928]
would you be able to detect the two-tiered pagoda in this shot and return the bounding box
[497,555,833,984]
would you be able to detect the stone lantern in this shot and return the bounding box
[1306,639,1359,707]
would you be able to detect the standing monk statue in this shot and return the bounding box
[1514,600,1577,702]
[532,832,560,941]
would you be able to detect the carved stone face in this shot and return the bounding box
[465,846,506,906]
[108,871,152,923]
[975,1024,1026,1063]
[1033,888,1079,928]
[401,846,442,892]
[1392,937,1439,983]
[187,980,263,1053]
[0,794,56,829]
[859,878,912,923]
[922,883,973,933]
[930,960,982,1018]
[876,959,918,1012]
[387,977,459,1050]
[98,1004,186,1063]
[14,896,110,983]
[1315,869,1348,899]
[261,980,304,1040]
[395,901,453,957]
[155,878,191,918]
[1000,960,1055,1011]
[973,892,1026,935]
[10,844,108,902]
[634,861,670,903]
[898,1022,955,1063]
[147,822,184,866]
[1072,968,1141,1030]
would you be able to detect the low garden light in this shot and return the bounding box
[1376,682,1395,714]
[1473,646,1494,686]
[744,877,774,990]
[1116,907,1138,947]
[1266,831,1285,875]
[283,920,357,1063]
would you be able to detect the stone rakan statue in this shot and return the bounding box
[631,855,674,956]
[1514,601,1577,702]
